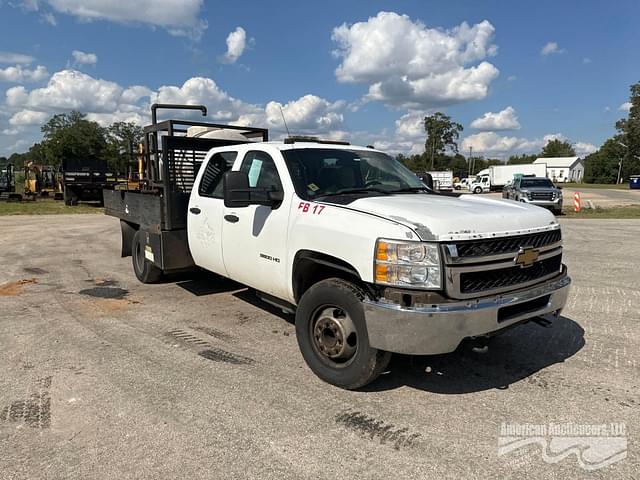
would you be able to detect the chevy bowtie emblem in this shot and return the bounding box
[515,247,539,268]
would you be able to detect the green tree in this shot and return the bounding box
[614,81,640,180]
[424,112,463,169]
[583,137,626,183]
[41,111,107,168]
[105,122,144,173]
[540,139,576,157]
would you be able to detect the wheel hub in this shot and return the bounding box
[312,307,357,361]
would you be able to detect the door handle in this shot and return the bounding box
[224,214,239,223]
[189,207,201,215]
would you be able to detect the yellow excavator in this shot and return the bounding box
[23,163,63,200]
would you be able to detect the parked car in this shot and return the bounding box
[503,175,563,214]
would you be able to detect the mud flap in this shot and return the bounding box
[120,220,137,257]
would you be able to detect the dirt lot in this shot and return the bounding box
[0,215,638,479]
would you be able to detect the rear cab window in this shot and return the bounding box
[198,151,238,198]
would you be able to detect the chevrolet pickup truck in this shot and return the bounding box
[104,105,571,389]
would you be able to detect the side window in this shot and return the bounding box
[239,151,283,191]
[198,151,238,198]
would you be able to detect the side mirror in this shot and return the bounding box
[223,171,283,208]
[420,173,434,190]
[224,171,251,208]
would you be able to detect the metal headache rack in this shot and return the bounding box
[137,105,268,230]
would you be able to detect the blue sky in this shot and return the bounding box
[0,0,638,158]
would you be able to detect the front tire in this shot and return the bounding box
[295,278,391,389]
[473,187,482,194]
[132,230,163,283]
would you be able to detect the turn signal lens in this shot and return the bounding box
[375,264,390,282]
[376,241,390,261]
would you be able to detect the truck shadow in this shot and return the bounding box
[363,315,585,394]
[174,271,244,297]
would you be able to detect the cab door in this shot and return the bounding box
[221,149,290,299]
[187,150,238,276]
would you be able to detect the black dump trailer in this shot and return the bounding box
[61,158,117,206]
[103,104,268,282]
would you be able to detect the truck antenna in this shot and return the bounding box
[279,106,291,137]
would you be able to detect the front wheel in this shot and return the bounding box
[295,278,391,389]
[473,187,483,194]
[132,230,163,283]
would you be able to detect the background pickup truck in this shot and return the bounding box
[502,175,563,214]
[104,104,571,389]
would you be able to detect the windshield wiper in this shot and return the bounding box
[316,187,391,198]
[388,186,430,193]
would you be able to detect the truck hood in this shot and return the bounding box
[341,194,558,241]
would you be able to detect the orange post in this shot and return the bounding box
[573,192,581,212]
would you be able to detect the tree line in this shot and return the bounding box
[1,80,639,183]
[0,111,143,174]
[400,80,640,183]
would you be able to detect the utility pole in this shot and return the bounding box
[617,141,628,185]
[468,146,473,176]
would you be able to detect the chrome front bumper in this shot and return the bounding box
[363,268,571,355]
[521,198,563,209]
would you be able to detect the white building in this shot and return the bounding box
[533,157,584,183]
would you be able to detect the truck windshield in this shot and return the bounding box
[520,178,554,188]
[282,148,426,200]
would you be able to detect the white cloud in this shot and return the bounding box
[540,42,566,56]
[152,76,261,122]
[371,110,431,156]
[9,109,50,126]
[582,57,592,64]
[619,102,632,112]
[470,106,520,130]
[221,27,251,64]
[461,131,596,158]
[2,128,20,135]
[9,70,122,112]
[6,86,30,107]
[264,95,343,132]
[72,50,98,65]
[41,12,57,25]
[0,65,49,83]
[462,132,564,158]
[331,12,499,108]
[574,142,597,157]
[0,52,35,64]
[1,68,348,155]
[507,75,517,82]
[18,0,207,39]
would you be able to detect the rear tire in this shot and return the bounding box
[295,278,391,389]
[132,230,163,283]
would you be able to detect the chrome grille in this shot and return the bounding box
[530,192,553,201]
[452,230,561,259]
[459,255,562,294]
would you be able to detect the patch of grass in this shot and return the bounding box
[561,182,630,190]
[0,199,103,215]
[561,204,640,219]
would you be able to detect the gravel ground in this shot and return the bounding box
[0,215,637,479]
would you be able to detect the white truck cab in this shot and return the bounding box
[105,106,571,389]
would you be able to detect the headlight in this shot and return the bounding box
[374,239,442,289]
